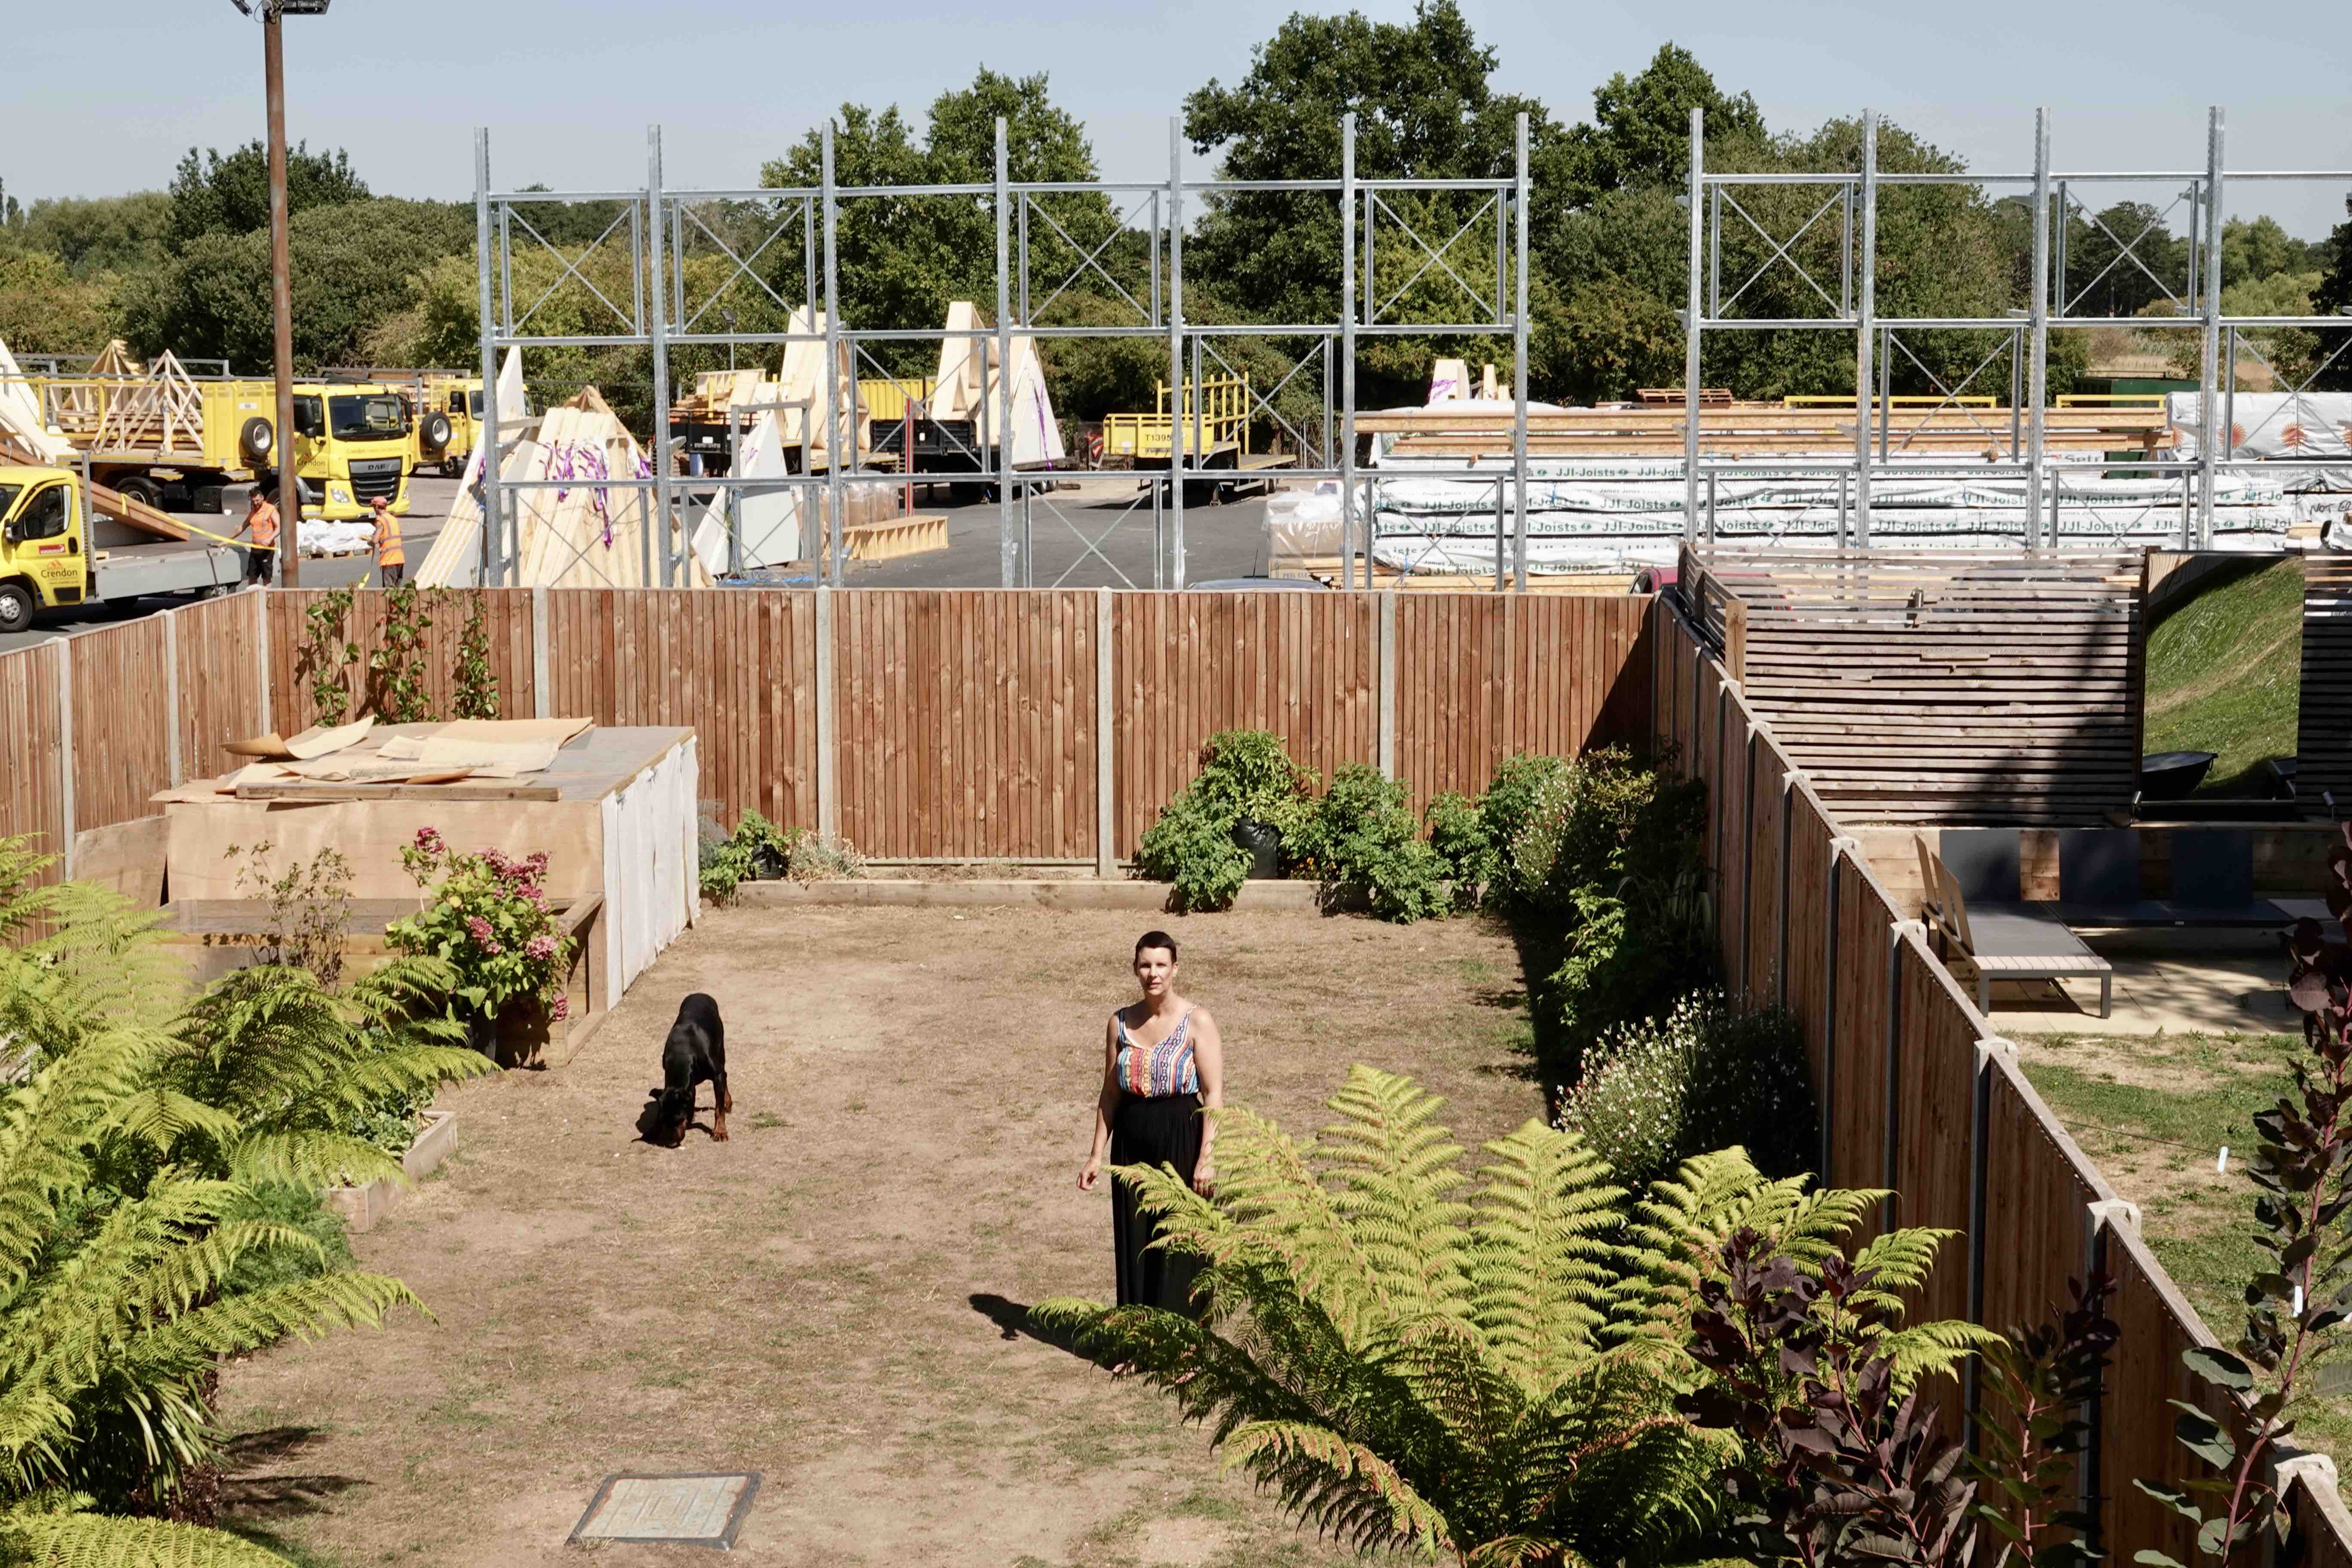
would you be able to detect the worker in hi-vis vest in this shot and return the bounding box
[371,495,405,588]
[240,489,279,585]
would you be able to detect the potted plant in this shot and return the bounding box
[386,828,576,1065]
[1136,730,1318,910]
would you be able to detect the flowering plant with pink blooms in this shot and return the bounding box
[386,827,576,1026]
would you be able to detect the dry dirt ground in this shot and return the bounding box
[215,903,1542,1567]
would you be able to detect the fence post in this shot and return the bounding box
[532,587,551,719]
[1737,723,1756,995]
[2084,1197,2141,1551]
[1968,1034,2019,1425]
[1883,920,1925,1235]
[1096,588,1115,878]
[1777,773,1794,1011]
[1378,591,1398,781]
[53,638,75,879]
[815,585,837,843]
[254,589,273,737]
[162,609,183,787]
[1824,835,1860,1183]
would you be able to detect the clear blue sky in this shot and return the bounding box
[11,0,2349,237]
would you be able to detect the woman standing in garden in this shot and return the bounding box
[1078,931,1223,1317]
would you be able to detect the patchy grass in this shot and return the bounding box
[2143,557,2304,795]
[2019,1029,2352,1460]
[213,904,1545,1566]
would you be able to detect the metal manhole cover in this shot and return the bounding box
[569,1472,760,1549]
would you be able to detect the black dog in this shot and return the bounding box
[651,993,730,1146]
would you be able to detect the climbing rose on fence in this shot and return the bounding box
[387,830,575,1023]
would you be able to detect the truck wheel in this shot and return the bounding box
[419,410,453,455]
[239,416,276,466]
[0,583,34,635]
[114,475,164,511]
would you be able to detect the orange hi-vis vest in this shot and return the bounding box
[374,511,404,567]
[249,501,279,549]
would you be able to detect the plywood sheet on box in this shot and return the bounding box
[71,814,166,907]
[166,798,604,903]
[836,589,1095,860]
[1111,591,1373,859]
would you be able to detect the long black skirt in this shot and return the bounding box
[1110,1092,1204,1317]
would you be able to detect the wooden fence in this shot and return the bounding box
[259,586,1654,862]
[5,587,1651,876]
[2303,554,2352,812]
[1657,589,2352,1563]
[1,591,265,884]
[1680,546,2147,826]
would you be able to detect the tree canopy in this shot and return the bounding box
[166,139,369,250]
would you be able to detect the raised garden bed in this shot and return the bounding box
[326,1108,456,1234]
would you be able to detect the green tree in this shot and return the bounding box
[1556,43,1766,209]
[8,192,173,278]
[165,140,368,249]
[2312,196,2352,391]
[0,252,120,356]
[125,198,472,373]
[1181,1,1557,403]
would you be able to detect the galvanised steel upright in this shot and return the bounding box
[471,113,1534,592]
[1681,104,2352,551]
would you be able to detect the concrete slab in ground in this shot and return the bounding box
[1987,928,2297,1037]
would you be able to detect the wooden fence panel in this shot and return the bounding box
[1979,1059,2101,1344]
[1785,790,1835,1105]
[68,617,171,833]
[269,586,539,734]
[838,590,1095,859]
[1716,705,1750,986]
[2107,1227,2236,1564]
[1829,857,1894,1210]
[1744,742,1788,1004]
[2302,556,2352,808]
[545,589,817,833]
[175,591,264,781]
[0,643,66,875]
[1890,936,1976,1329]
[1112,591,1374,858]
[1390,595,1653,815]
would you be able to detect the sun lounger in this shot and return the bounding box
[1919,833,2113,1018]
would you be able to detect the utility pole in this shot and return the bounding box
[234,0,329,583]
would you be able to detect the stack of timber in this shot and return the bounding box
[1357,403,2171,460]
[1683,544,2146,826]
[2298,554,2352,812]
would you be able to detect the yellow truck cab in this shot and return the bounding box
[417,375,483,476]
[285,384,414,520]
[0,466,242,636]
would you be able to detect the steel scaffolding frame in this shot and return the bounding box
[471,113,1533,590]
[1684,104,2352,550]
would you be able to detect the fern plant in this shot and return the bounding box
[1035,1069,1938,1566]
[0,840,428,1561]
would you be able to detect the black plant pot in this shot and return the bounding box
[750,845,788,881]
[1231,819,1283,880]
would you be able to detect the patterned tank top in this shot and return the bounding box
[1115,1007,1199,1099]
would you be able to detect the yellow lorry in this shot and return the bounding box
[327,367,485,476]
[0,464,244,635]
[29,348,415,520]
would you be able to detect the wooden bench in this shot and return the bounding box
[1916,835,2113,1017]
[844,513,949,562]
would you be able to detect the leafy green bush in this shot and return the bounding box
[699,809,805,901]
[1136,730,1318,913]
[1556,988,1816,1188]
[1479,751,1571,895]
[1289,764,1449,922]
[1423,789,1494,906]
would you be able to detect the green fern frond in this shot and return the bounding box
[1222,1419,1454,1557]
[221,1131,404,1193]
[1469,1120,1623,1394]
[1318,1067,1477,1322]
[0,1506,297,1565]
